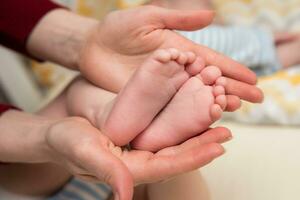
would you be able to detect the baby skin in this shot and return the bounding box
[66,49,227,152]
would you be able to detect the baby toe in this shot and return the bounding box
[185,57,205,76]
[210,104,223,121]
[199,66,222,85]
[215,95,227,110]
[186,51,196,64]
[213,85,225,96]
[168,48,180,60]
[176,52,189,65]
[154,49,172,63]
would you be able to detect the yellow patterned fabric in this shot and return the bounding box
[225,68,300,125]
[76,0,116,18]
[116,0,149,9]
[213,0,300,31]
[213,0,300,125]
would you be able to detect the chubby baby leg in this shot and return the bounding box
[66,77,116,127]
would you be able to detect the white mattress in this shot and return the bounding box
[200,121,300,200]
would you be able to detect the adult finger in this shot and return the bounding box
[180,127,232,148]
[192,45,257,85]
[217,77,264,103]
[225,95,241,112]
[76,141,134,200]
[135,127,232,182]
[154,6,215,31]
[159,127,232,155]
[144,143,224,183]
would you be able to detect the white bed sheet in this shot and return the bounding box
[201,122,300,200]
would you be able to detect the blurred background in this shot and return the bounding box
[1,0,300,124]
[1,1,300,200]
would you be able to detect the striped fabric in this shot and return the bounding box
[179,25,282,76]
[48,178,111,200]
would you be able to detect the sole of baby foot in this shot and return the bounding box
[131,66,226,152]
[100,49,201,146]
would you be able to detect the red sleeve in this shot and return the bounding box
[0,0,66,59]
[0,104,20,115]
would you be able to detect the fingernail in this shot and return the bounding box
[214,146,225,156]
[226,136,233,142]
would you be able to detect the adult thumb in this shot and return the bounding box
[93,149,134,200]
[155,7,215,31]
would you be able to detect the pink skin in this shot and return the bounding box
[131,66,226,152]
[67,48,227,152]
[276,37,300,68]
[100,49,206,146]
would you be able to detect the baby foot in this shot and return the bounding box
[100,49,205,146]
[131,65,227,152]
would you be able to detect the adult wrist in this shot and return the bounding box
[27,9,98,70]
[0,110,53,163]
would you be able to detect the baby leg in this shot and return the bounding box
[66,77,116,127]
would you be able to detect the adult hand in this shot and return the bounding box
[45,118,231,200]
[79,6,263,109]
[0,100,231,200]
[28,7,263,112]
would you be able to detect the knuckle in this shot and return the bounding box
[72,138,96,159]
